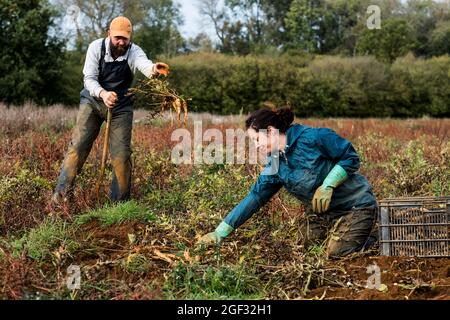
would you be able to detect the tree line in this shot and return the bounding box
[0,0,449,117]
[163,52,449,117]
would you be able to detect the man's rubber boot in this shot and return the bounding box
[51,192,66,206]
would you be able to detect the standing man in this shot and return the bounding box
[52,16,169,204]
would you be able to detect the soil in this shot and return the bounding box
[306,255,449,300]
[1,220,448,300]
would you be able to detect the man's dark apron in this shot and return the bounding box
[81,39,134,113]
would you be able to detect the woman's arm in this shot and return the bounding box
[312,128,361,213]
[224,170,283,229]
[197,160,283,245]
[317,128,360,174]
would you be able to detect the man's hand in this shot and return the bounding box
[153,62,170,77]
[100,90,118,108]
[312,185,334,214]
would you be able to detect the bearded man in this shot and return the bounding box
[52,16,169,204]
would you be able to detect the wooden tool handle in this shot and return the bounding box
[95,108,113,201]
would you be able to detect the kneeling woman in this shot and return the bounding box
[198,108,377,257]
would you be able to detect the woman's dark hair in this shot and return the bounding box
[245,107,294,133]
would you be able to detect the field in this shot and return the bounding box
[0,104,448,300]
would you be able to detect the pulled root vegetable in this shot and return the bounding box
[127,78,189,125]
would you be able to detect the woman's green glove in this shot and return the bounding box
[196,221,234,247]
[196,232,222,246]
[312,165,348,213]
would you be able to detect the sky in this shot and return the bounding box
[176,0,220,41]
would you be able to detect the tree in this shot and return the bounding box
[132,0,185,57]
[403,0,450,57]
[54,0,120,51]
[199,0,294,54]
[260,0,294,47]
[284,0,429,56]
[220,20,251,55]
[284,0,330,53]
[226,0,265,51]
[187,33,215,52]
[198,0,229,51]
[356,18,417,63]
[429,20,450,56]
[198,0,249,55]
[326,0,370,55]
[0,0,66,105]
[54,0,184,55]
[225,0,295,52]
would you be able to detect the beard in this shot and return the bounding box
[110,42,130,58]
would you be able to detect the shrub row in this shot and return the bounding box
[164,53,450,117]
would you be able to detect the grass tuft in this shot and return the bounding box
[74,200,156,227]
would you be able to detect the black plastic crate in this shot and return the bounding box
[378,197,449,257]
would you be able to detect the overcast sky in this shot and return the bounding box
[176,0,221,41]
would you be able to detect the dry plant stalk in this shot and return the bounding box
[127,78,189,125]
